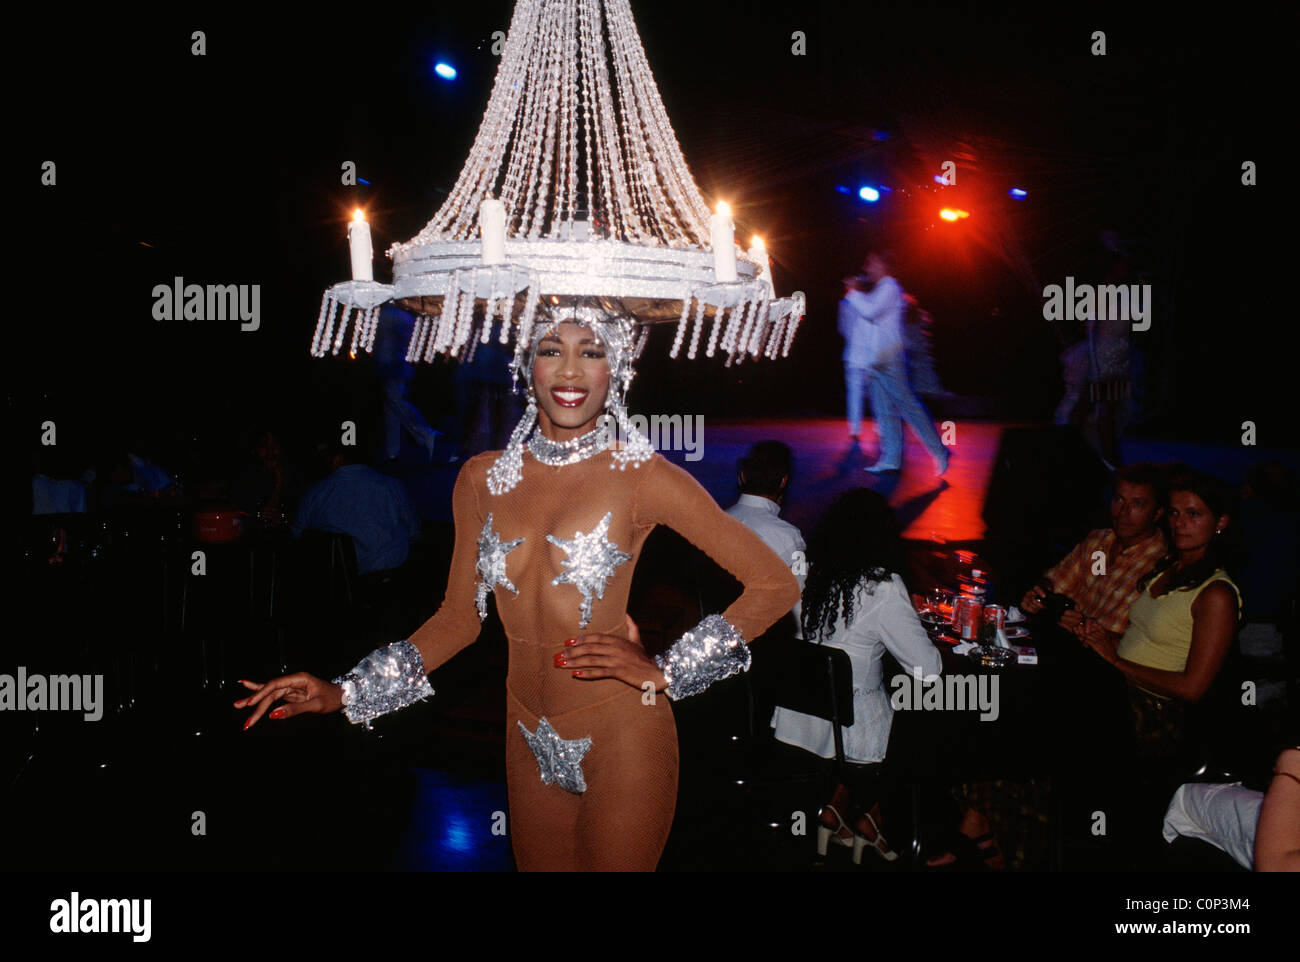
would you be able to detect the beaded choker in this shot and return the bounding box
[527,423,612,466]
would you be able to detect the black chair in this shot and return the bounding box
[741,636,859,793]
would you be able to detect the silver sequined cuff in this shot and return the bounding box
[332,640,434,729]
[653,614,750,701]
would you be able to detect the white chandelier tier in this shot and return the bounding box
[313,0,804,368]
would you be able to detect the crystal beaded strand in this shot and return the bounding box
[454,273,476,355]
[320,297,341,357]
[425,312,443,362]
[348,306,363,357]
[784,300,804,357]
[363,307,378,353]
[706,305,725,358]
[735,295,759,362]
[749,301,770,357]
[405,317,423,363]
[687,297,706,360]
[669,294,691,359]
[332,306,350,355]
[311,293,330,356]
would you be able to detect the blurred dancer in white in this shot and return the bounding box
[840,253,948,476]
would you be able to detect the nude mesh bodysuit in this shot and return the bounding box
[406,447,801,871]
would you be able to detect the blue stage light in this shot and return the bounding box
[1009,187,1028,200]
[434,62,457,80]
[858,186,880,203]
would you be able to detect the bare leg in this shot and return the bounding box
[820,782,854,840]
[924,807,1004,869]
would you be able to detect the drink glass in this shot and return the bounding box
[928,588,956,623]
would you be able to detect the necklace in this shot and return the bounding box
[527,422,611,466]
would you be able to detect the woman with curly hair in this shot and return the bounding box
[771,488,940,862]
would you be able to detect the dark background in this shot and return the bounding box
[15,0,1288,460]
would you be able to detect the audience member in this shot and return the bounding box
[1162,780,1262,870]
[231,428,303,524]
[1080,470,1241,747]
[1021,462,1168,642]
[293,444,421,576]
[1255,746,1300,871]
[726,441,806,636]
[31,448,89,515]
[771,488,940,863]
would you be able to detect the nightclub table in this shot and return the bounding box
[885,629,1063,784]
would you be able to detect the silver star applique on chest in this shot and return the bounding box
[517,717,593,794]
[476,513,524,621]
[546,511,632,629]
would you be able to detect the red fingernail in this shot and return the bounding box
[564,638,578,646]
[553,654,567,666]
[242,720,251,731]
[270,708,285,719]
[572,670,583,677]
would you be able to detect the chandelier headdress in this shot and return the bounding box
[311,0,805,374]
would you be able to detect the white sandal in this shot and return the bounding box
[815,805,856,856]
[853,810,899,864]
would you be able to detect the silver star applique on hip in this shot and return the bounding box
[518,717,593,794]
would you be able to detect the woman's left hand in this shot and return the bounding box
[556,615,669,692]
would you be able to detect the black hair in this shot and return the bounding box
[1113,461,1169,510]
[738,441,792,498]
[1141,470,1239,602]
[801,488,905,640]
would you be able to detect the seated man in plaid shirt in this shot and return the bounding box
[1021,463,1169,642]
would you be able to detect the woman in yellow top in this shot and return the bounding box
[1080,471,1240,754]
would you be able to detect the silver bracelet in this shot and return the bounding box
[332,640,434,730]
[653,614,750,700]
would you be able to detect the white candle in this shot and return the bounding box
[480,197,506,265]
[711,201,737,283]
[749,236,774,293]
[348,209,373,281]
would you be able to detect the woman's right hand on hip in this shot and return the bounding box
[234,673,344,730]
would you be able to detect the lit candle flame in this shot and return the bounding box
[751,235,765,251]
[716,201,731,217]
[353,208,366,222]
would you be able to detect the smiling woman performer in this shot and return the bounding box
[236,311,800,871]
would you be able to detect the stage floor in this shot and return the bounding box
[659,417,1022,544]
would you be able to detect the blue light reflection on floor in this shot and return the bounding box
[389,767,513,871]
